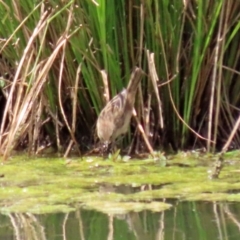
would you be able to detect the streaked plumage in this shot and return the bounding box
[97,67,144,145]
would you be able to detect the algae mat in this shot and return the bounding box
[0,151,240,214]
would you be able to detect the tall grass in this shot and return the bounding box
[0,0,240,159]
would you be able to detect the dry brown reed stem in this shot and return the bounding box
[0,3,42,54]
[133,108,154,154]
[31,94,43,153]
[64,140,74,158]
[167,76,215,142]
[100,70,109,103]
[207,1,226,152]
[221,115,240,154]
[72,64,82,133]
[157,6,216,144]
[2,33,66,160]
[146,50,164,129]
[145,94,152,143]
[222,65,240,76]
[128,0,134,64]
[147,48,213,143]
[0,10,49,157]
[138,3,144,66]
[0,10,48,143]
[55,110,61,152]
[57,3,81,157]
[90,0,99,6]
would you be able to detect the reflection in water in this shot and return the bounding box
[6,213,46,240]
[1,202,240,240]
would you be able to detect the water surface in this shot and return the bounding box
[1,201,240,240]
[0,151,240,239]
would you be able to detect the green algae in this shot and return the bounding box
[0,151,240,214]
[84,201,171,214]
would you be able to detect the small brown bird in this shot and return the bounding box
[97,67,144,147]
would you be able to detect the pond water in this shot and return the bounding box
[0,151,240,239]
[1,201,240,240]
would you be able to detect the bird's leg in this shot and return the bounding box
[110,135,125,155]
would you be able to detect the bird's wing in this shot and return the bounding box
[105,89,127,116]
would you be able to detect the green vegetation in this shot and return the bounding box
[0,151,240,213]
[0,1,240,158]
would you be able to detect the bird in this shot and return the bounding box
[96,67,144,148]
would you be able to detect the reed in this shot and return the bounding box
[0,0,239,158]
